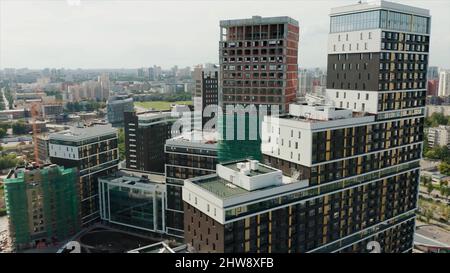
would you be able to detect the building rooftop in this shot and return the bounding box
[49,124,117,141]
[6,163,72,181]
[103,169,165,184]
[107,95,133,104]
[167,130,218,145]
[187,159,306,200]
[220,15,299,27]
[330,0,430,17]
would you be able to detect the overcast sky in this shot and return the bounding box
[1,0,449,69]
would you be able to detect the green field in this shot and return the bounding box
[134,100,192,110]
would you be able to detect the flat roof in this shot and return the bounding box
[222,161,275,177]
[49,125,117,141]
[167,130,218,145]
[330,0,430,17]
[220,16,299,27]
[190,173,301,200]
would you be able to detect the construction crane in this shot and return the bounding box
[31,102,40,165]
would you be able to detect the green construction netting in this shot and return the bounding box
[218,111,262,163]
[3,166,80,248]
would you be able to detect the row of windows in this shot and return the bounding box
[221,175,417,252]
[330,10,430,34]
[222,39,284,48]
[224,72,284,80]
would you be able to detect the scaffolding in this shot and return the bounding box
[218,111,262,163]
[3,165,80,250]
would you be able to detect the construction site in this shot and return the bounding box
[3,164,79,250]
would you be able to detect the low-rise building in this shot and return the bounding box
[98,171,166,234]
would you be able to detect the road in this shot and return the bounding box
[415,222,450,248]
[1,88,9,110]
[0,216,7,233]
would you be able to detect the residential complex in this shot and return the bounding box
[184,0,430,253]
[48,125,119,226]
[3,164,79,250]
[164,131,218,237]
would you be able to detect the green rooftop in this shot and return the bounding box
[194,176,249,199]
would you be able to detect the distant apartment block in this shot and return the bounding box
[438,70,450,97]
[193,64,219,127]
[106,95,134,125]
[36,134,50,164]
[41,104,63,119]
[49,125,119,226]
[3,164,79,250]
[427,125,450,148]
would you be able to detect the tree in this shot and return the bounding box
[427,182,434,195]
[0,153,23,170]
[439,162,450,176]
[0,128,6,138]
[12,121,29,135]
[425,209,433,223]
[426,112,448,127]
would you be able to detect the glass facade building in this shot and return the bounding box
[99,174,166,234]
[330,10,430,34]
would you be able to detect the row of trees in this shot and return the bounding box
[425,112,450,128]
[132,92,192,102]
[0,153,24,170]
[0,121,30,137]
[65,100,104,113]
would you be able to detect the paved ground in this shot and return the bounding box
[0,216,7,233]
[420,159,441,170]
[415,221,450,247]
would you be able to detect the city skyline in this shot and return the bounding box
[1,0,450,69]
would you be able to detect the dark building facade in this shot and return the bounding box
[124,111,176,173]
[164,131,218,238]
[193,65,219,127]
